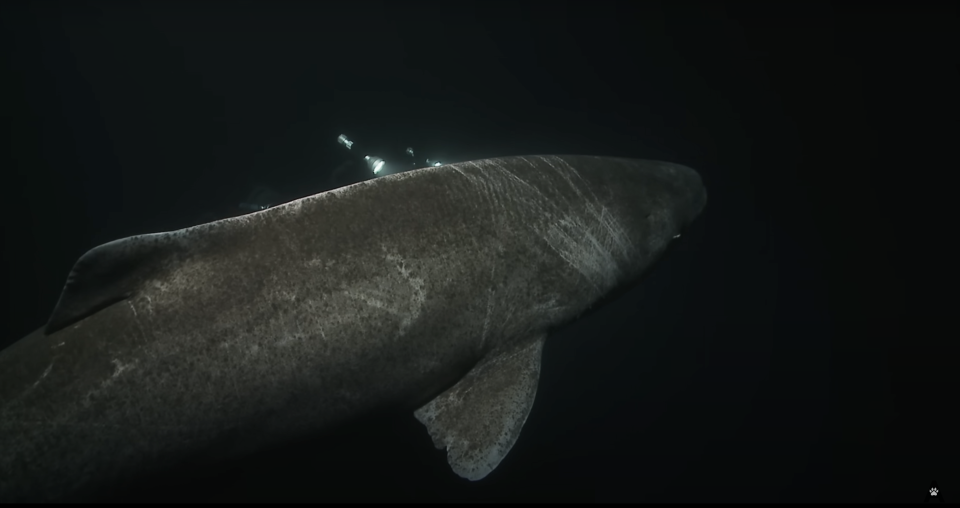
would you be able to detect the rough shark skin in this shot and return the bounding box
[0,155,706,501]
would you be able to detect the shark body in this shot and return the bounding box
[0,155,706,501]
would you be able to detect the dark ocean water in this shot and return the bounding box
[1,1,953,502]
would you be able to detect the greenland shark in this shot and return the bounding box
[0,155,706,501]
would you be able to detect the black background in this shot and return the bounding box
[2,0,955,503]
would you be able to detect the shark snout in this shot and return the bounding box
[664,162,707,228]
[689,177,707,224]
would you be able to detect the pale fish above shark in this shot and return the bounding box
[0,155,706,501]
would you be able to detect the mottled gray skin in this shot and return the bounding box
[0,155,706,501]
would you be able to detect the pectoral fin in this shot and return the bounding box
[414,333,546,480]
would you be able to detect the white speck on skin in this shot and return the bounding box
[111,359,135,378]
[31,363,53,388]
